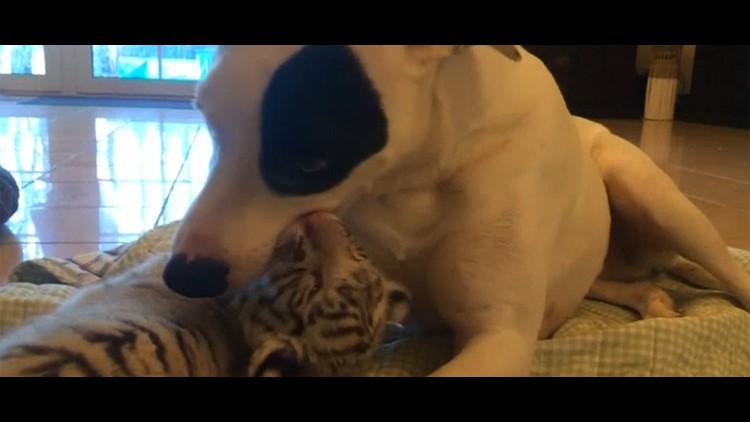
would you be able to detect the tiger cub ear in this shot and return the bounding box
[247,337,305,377]
[270,229,306,264]
[383,279,411,323]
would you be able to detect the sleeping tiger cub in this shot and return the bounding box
[0,212,410,377]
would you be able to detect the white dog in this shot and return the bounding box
[163,45,750,376]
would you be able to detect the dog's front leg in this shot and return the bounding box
[424,218,548,377]
[430,326,536,377]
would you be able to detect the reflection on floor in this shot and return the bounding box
[0,99,748,284]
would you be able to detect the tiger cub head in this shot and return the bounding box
[240,212,410,377]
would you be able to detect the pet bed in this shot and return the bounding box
[2,221,749,377]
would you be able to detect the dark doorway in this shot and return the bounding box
[523,45,640,119]
[523,45,750,129]
[676,45,749,129]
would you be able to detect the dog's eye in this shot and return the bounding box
[292,158,328,174]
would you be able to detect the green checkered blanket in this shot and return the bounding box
[2,221,750,376]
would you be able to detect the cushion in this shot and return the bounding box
[3,221,750,377]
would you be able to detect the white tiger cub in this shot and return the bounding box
[0,212,410,377]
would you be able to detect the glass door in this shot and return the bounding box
[73,45,219,97]
[0,45,63,93]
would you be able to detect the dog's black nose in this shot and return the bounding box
[163,254,229,298]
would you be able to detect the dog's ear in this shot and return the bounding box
[455,45,522,62]
[404,45,522,67]
[490,45,522,61]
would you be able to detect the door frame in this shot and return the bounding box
[1,45,207,98]
[0,45,64,93]
[70,45,202,98]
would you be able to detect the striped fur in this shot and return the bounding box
[240,215,411,376]
[0,215,410,377]
[0,255,248,377]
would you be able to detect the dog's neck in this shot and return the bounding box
[368,46,543,196]
[432,47,547,176]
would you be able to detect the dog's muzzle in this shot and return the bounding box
[163,254,230,298]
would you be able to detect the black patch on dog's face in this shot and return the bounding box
[260,45,388,196]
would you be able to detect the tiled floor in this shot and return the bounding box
[0,98,748,285]
[0,99,212,283]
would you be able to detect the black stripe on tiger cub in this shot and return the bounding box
[272,274,307,298]
[13,344,101,377]
[121,320,170,374]
[265,306,289,325]
[249,313,279,333]
[269,267,307,285]
[320,326,366,339]
[189,324,221,373]
[289,312,305,336]
[303,270,323,304]
[248,307,289,336]
[288,289,306,309]
[312,309,359,321]
[317,341,371,356]
[335,285,360,307]
[82,328,138,376]
[172,327,195,377]
[251,299,304,335]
